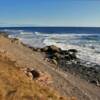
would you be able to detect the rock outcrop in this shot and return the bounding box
[41,45,77,64]
[41,45,100,86]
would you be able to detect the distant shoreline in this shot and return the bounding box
[0,26,100,28]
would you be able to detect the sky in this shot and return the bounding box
[0,0,100,27]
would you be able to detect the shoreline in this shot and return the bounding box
[0,32,69,100]
[23,42,100,87]
[0,32,100,100]
[3,31,100,86]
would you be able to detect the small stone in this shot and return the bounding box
[52,59,58,65]
[27,68,40,79]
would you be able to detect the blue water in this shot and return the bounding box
[0,27,100,34]
[0,27,100,65]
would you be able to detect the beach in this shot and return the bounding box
[0,32,100,100]
[0,34,67,100]
[0,0,100,99]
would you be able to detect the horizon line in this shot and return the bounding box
[0,26,100,28]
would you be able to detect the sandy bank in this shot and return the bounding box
[0,34,69,100]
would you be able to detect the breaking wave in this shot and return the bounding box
[1,29,100,65]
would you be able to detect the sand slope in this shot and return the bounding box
[0,35,68,100]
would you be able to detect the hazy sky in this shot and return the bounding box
[0,0,100,27]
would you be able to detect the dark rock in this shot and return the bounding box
[41,45,61,53]
[96,74,100,82]
[49,45,61,52]
[90,79,98,85]
[68,49,78,53]
[64,55,71,61]
[41,46,49,52]
[27,68,40,79]
[41,46,100,87]
[30,70,40,79]
[54,52,61,59]
[69,53,77,60]
[41,45,100,87]
[60,50,69,55]
[27,46,38,51]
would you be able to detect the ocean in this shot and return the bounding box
[0,27,100,66]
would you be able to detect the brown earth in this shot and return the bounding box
[0,35,70,100]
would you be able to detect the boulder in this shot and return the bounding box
[96,73,100,82]
[30,70,40,79]
[90,79,100,86]
[54,52,61,59]
[25,68,40,79]
[49,45,61,53]
[41,45,61,53]
[41,46,49,52]
[65,55,71,61]
[68,49,78,54]
[60,50,69,55]
[69,53,77,60]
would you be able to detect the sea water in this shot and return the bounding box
[0,27,100,66]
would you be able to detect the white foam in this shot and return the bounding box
[35,32,100,37]
[8,30,100,65]
[43,37,100,65]
[2,29,23,33]
[20,31,33,35]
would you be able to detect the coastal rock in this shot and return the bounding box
[68,49,78,54]
[41,45,61,53]
[41,45,78,66]
[69,53,77,60]
[52,59,58,65]
[54,52,61,59]
[60,50,69,55]
[29,69,40,79]
[37,48,41,52]
[96,73,100,83]
[26,68,40,79]
[27,46,38,51]
[90,79,100,86]
[65,55,71,61]
[49,45,61,52]
[41,46,49,52]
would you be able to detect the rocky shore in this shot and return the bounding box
[32,45,100,87]
[0,32,100,100]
